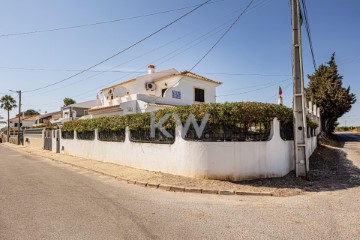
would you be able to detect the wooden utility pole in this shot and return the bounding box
[291,0,308,177]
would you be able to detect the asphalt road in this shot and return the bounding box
[336,132,360,142]
[1,140,360,240]
[336,132,360,167]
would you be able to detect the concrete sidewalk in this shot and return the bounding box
[2,143,302,197]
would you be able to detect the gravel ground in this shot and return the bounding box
[242,134,360,194]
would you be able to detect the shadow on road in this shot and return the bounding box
[238,142,360,193]
[336,133,360,147]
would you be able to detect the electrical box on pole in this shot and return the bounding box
[291,0,308,177]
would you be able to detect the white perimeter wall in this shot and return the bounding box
[24,131,44,150]
[59,118,318,181]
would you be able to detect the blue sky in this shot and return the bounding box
[0,0,359,127]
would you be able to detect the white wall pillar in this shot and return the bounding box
[308,101,312,114]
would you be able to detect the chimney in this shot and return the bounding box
[148,64,155,74]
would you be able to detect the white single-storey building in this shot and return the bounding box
[89,65,222,117]
[9,115,39,128]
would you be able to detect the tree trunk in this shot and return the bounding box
[7,109,10,142]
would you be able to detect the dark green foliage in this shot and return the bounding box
[62,102,293,133]
[63,97,76,106]
[306,53,356,133]
[306,116,319,129]
[0,95,17,140]
[16,109,40,117]
[0,95,17,112]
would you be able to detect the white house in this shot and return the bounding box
[34,111,61,127]
[54,99,101,124]
[89,65,222,117]
[9,115,39,128]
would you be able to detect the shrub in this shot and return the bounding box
[61,102,294,132]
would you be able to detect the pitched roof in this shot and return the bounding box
[100,79,136,92]
[88,104,123,115]
[65,99,101,109]
[37,111,62,119]
[154,71,222,85]
[99,69,221,94]
[147,103,176,108]
[10,115,39,122]
[100,69,178,92]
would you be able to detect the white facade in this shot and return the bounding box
[89,66,222,117]
[9,116,38,128]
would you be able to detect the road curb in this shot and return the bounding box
[185,188,202,193]
[136,181,148,187]
[202,189,219,195]
[219,190,235,195]
[170,186,185,192]
[158,184,172,191]
[147,183,159,189]
[2,144,276,197]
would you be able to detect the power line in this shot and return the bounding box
[0,66,146,73]
[218,78,292,94]
[4,0,276,98]
[20,0,272,107]
[300,0,316,70]
[148,0,257,102]
[26,10,239,98]
[78,1,258,100]
[0,66,290,77]
[202,72,291,76]
[2,1,263,75]
[23,22,229,106]
[0,0,225,38]
[189,0,255,71]
[216,78,291,97]
[20,0,270,98]
[22,0,211,93]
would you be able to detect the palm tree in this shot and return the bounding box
[0,95,17,142]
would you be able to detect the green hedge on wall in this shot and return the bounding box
[61,102,294,133]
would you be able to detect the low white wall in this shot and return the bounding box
[24,130,44,150]
[59,118,319,181]
[24,135,43,149]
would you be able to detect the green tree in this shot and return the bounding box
[306,53,356,133]
[63,98,76,106]
[16,109,40,117]
[0,95,17,141]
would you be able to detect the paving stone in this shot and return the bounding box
[219,190,235,195]
[147,183,159,188]
[235,191,272,196]
[136,181,147,187]
[115,176,127,182]
[158,184,172,191]
[185,188,202,193]
[127,180,136,184]
[170,186,185,192]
